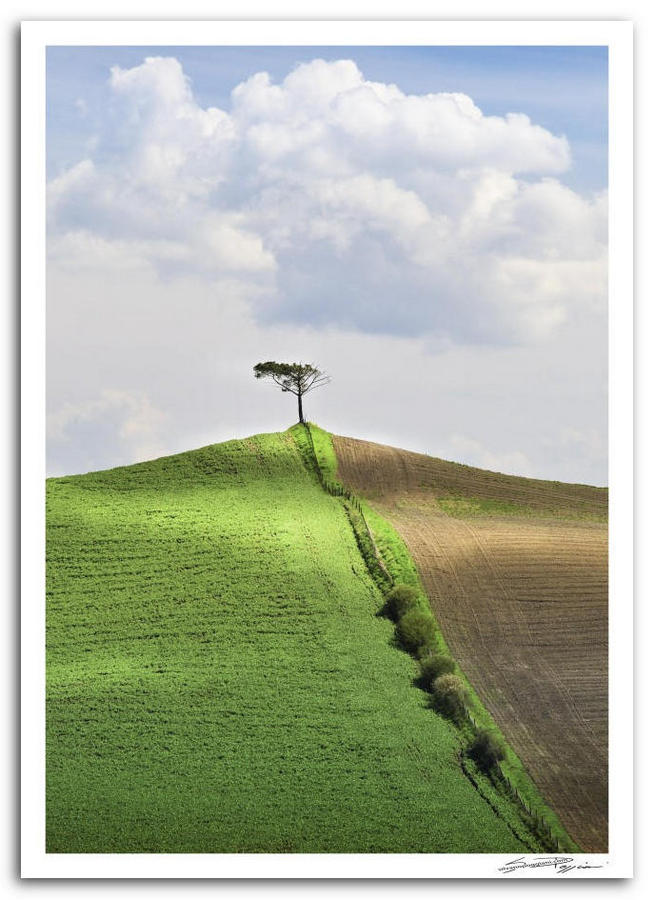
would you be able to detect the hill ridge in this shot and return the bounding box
[49,426,608,499]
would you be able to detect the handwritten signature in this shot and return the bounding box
[498,856,605,875]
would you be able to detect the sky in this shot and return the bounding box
[46,45,608,484]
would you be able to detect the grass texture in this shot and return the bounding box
[435,496,607,522]
[47,430,537,853]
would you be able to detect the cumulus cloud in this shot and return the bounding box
[47,55,606,345]
[46,53,607,483]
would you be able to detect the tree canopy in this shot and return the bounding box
[253,361,330,424]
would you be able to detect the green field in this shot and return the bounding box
[434,496,607,521]
[47,428,543,853]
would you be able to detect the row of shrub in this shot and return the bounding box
[385,583,507,774]
[385,583,442,656]
[306,435,560,846]
[302,429,513,790]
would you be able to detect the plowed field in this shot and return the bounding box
[333,435,608,852]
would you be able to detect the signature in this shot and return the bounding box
[498,856,605,875]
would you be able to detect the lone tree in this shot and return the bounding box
[253,361,330,424]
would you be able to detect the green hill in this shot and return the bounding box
[47,426,549,853]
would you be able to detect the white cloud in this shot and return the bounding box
[195,214,276,272]
[47,158,95,210]
[46,245,607,483]
[46,54,607,484]
[231,59,571,175]
[442,434,535,479]
[47,55,606,345]
[47,389,169,474]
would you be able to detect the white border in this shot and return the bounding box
[21,19,633,880]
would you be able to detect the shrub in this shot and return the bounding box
[416,640,442,660]
[430,674,470,721]
[395,608,437,655]
[417,653,456,690]
[385,584,420,621]
[468,730,507,772]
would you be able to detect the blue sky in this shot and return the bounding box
[47,45,607,193]
[46,46,608,483]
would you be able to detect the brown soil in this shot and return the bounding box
[333,434,608,852]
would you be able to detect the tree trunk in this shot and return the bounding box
[297,392,304,424]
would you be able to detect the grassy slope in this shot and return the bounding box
[308,425,578,852]
[47,430,534,853]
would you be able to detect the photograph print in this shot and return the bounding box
[32,25,628,874]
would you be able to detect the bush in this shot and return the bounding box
[385,584,420,621]
[395,608,437,655]
[417,653,456,690]
[468,730,506,772]
[416,640,442,660]
[430,674,470,721]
